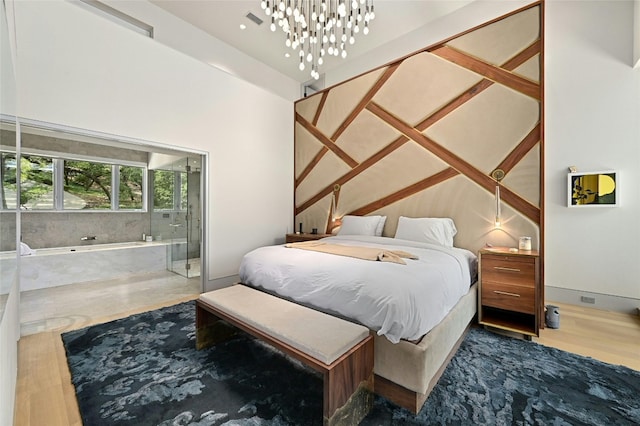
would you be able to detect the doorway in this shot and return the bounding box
[150,155,202,279]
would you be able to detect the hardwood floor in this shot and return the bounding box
[534,302,640,371]
[14,298,640,425]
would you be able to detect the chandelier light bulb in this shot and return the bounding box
[261,0,376,79]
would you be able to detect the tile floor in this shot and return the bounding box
[19,270,201,336]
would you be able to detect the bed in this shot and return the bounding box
[238,217,478,412]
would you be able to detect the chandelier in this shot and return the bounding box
[260,0,376,80]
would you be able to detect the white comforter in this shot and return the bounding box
[238,235,477,343]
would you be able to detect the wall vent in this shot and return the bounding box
[246,12,264,26]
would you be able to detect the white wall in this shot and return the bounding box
[13,0,294,286]
[634,0,639,68]
[97,0,300,101]
[0,2,19,424]
[324,0,640,307]
[545,0,640,303]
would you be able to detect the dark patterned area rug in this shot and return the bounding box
[62,301,640,425]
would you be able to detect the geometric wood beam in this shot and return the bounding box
[496,123,540,176]
[295,134,409,215]
[313,91,329,126]
[416,38,540,132]
[416,78,495,131]
[367,101,540,224]
[295,146,329,189]
[349,167,459,217]
[502,39,541,71]
[431,45,541,101]
[296,112,359,168]
[331,63,402,141]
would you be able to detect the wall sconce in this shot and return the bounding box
[330,184,341,221]
[328,183,342,231]
[491,169,505,229]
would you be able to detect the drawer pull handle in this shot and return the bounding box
[493,290,521,297]
[493,266,521,273]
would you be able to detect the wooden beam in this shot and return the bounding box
[331,63,402,141]
[431,45,540,101]
[501,39,541,71]
[296,112,359,168]
[313,91,329,126]
[296,135,409,215]
[367,101,540,224]
[496,124,541,175]
[295,147,329,189]
[349,168,459,216]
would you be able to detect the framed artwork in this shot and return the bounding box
[568,171,618,207]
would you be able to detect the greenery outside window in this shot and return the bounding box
[118,165,144,210]
[0,151,146,211]
[13,154,54,210]
[64,160,112,209]
[152,169,187,211]
[1,152,17,209]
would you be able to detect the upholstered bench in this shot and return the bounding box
[195,285,374,426]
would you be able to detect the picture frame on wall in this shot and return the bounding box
[568,171,618,207]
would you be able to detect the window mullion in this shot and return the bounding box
[112,164,119,210]
[54,158,64,210]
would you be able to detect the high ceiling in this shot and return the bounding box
[149,1,473,83]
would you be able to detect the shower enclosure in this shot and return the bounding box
[150,155,201,278]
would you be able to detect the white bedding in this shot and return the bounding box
[238,235,477,344]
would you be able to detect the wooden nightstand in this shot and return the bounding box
[478,247,541,338]
[285,233,332,243]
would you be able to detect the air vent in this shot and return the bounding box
[246,12,264,26]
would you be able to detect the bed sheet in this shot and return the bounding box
[238,235,477,343]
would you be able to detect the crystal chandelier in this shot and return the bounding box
[260,0,375,80]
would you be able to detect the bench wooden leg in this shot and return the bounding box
[195,301,238,350]
[324,336,374,426]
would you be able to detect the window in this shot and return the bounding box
[20,155,54,210]
[0,151,146,211]
[1,152,17,209]
[118,165,144,210]
[64,160,112,209]
[152,169,187,211]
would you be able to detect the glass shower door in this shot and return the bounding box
[150,156,201,278]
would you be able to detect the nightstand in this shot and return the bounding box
[478,247,541,338]
[285,233,332,243]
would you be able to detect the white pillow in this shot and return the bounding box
[338,215,383,236]
[375,216,387,237]
[394,216,457,247]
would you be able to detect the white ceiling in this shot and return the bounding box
[149,1,473,84]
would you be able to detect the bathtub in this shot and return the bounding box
[3,241,169,292]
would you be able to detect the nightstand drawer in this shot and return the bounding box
[482,281,535,314]
[481,255,535,287]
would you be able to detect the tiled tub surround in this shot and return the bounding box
[0,241,168,292]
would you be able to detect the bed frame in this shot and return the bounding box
[372,283,477,413]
